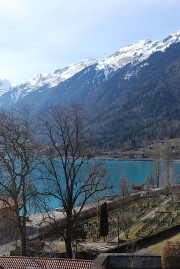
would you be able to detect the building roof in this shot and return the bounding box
[0,197,22,210]
[0,199,15,210]
[0,256,93,269]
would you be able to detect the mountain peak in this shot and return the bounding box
[162,30,180,45]
[96,38,157,73]
[96,31,180,75]
[0,79,11,96]
[20,57,98,94]
[54,58,97,77]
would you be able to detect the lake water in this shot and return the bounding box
[96,160,180,195]
[103,160,154,192]
[35,160,180,213]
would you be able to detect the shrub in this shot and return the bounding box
[161,241,180,269]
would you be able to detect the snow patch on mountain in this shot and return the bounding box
[11,86,25,103]
[124,63,149,80]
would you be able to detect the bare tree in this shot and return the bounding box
[126,239,138,269]
[38,105,110,258]
[0,107,39,256]
[119,176,129,211]
[145,176,154,207]
[153,146,161,188]
[162,141,174,203]
[119,211,133,239]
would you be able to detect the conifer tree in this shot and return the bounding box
[100,202,109,241]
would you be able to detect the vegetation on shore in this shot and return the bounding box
[92,138,180,161]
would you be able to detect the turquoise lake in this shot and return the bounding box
[36,160,180,212]
[96,160,180,195]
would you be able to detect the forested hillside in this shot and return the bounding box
[86,43,180,149]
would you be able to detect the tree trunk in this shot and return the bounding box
[65,220,73,258]
[19,225,27,256]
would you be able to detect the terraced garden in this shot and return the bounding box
[43,191,180,254]
[84,194,179,242]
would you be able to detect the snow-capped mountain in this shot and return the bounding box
[24,58,98,91]
[0,30,179,145]
[96,30,180,75]
[20,30,180,92]
[0,30,179,109]
[0,79,11,96]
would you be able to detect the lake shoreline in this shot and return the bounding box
[92,156,180,162]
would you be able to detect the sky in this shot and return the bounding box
[0,0,179,85]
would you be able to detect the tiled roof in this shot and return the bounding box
[0,256,93,269]
[0,198,15,209]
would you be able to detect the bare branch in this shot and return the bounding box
[37,104,110,258]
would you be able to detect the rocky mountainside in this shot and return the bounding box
[0,30,180,148]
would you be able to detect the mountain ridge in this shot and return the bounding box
[0,30,179,101]
[0,30,180,149]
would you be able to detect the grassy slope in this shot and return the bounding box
[147,233,180,254]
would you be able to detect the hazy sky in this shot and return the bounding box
[0,0,179,84]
